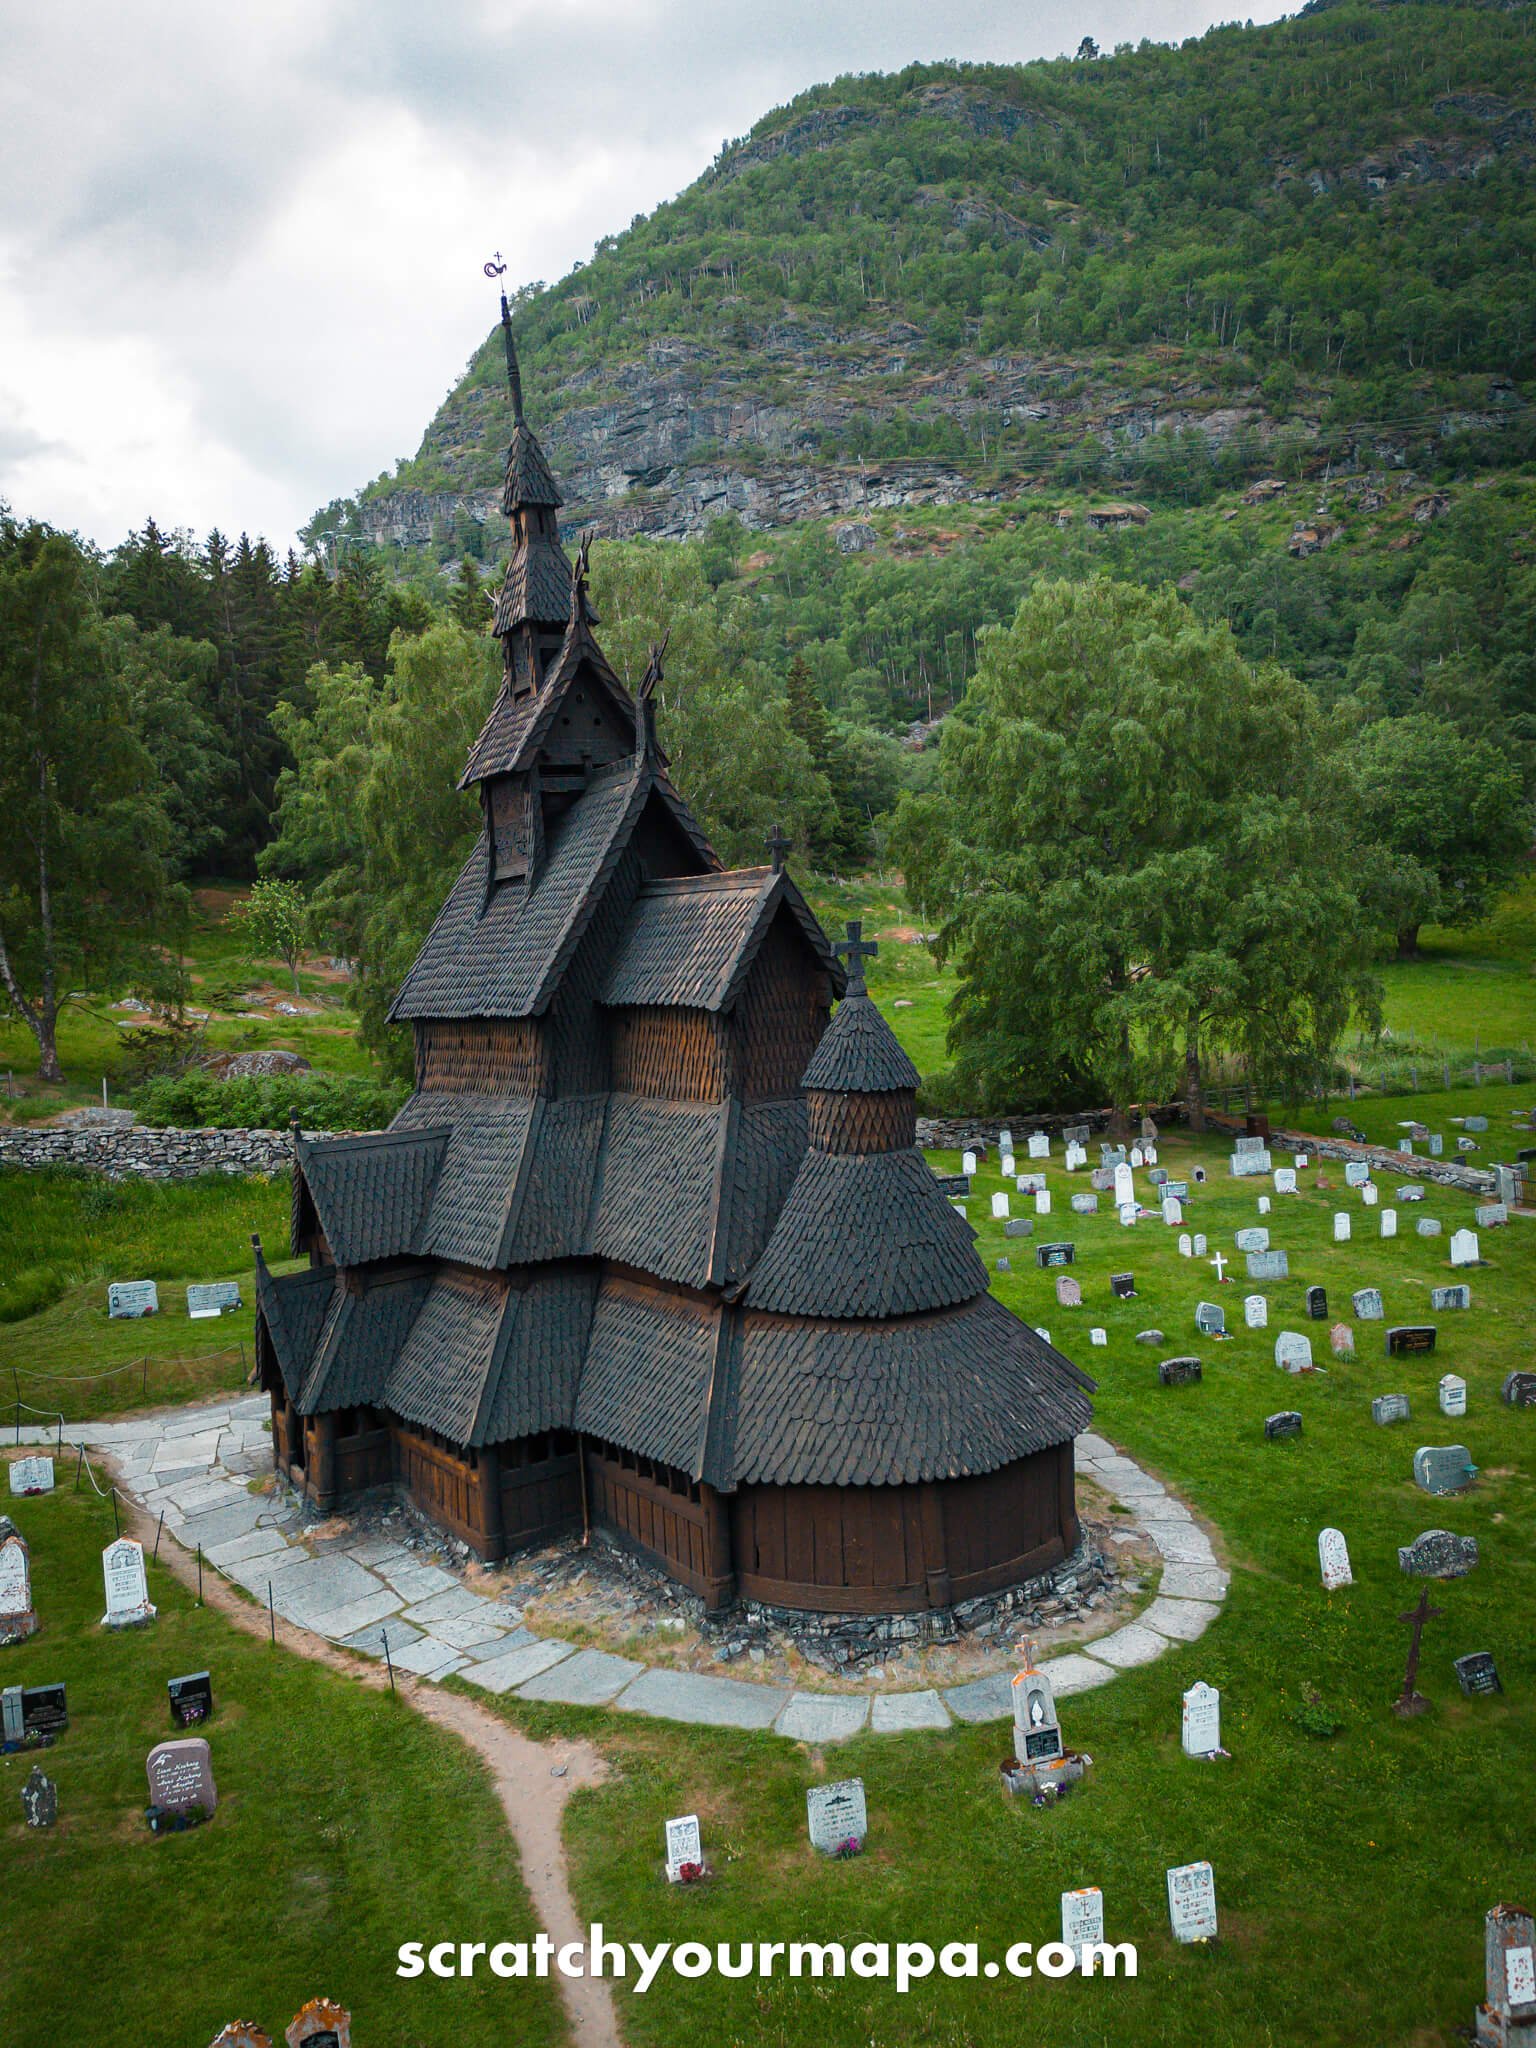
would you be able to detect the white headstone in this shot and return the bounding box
[1235,1227,1269,1252]
[8,1457,54,1497]
[806,1779,867,1854]
[1061,1887,1105,1968]
[962,1150,977,1177]
[1178,1233,1193,1257]
[1118,1202,1138,1228]
[999,1129,1013,1152]
[665,1813,703,1882]
[1380,1209,1397,1238]
[1318,1527,1352,1590]
[1065,1142,1087,1171]
[1114,1163,1134,1207]
[1450,1229,1479,1268]
[1275,1330,1313,1372]
[1130,1146,1144,1168]
[1028,1133,1050,1160]
[1333,1212,1351,1243]
[1345,1160,1371,1187]
[1192,1233,1207,1257]
[1000,1154,1016,1180]
[1438,1374,1467,1419]
[992,1191,1010,1220]
[1012,1667,1064,1767]
[1257,1195,1271,1214]
[1167,1861,1219,1942]
[1162,1197,1183,1226]
[1244,1294,1268,1329]
[102,1537,156,1628]
[1090,1327,1107,1346]
[1295,1154,1308,1169]
[1361,1182,1379,1206]
[1274,1168,1297,1194]
[1145,1144,1158,1165]
[1036,1189,1052,1216]
[107,1279,159,1318]
[1181,1681,1221,1756]
[0,1529,32,1627]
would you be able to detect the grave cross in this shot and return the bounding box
[835,919,879,995]
[1394,1587,1444,1718]
[1209,1251,1229,1285]
[765,821,792,873]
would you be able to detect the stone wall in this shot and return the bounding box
[0,1125,363,1181]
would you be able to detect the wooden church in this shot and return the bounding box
[253,300,1093,1619]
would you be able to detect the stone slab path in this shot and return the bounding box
[13,1403,1228,1736]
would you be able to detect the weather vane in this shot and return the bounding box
[483,251,508,287]
[484,252,524,422]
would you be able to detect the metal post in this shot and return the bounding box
[383,1629,395,1696]
[268,1581,276,1644]
[153,1511,165,1560]
[196,1545,203,1606]
[111,1488,120,1539]
[74,1445,85,1491]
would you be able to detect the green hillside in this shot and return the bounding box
[336,0,1536,558]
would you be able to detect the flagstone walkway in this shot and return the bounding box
[13,1397,1227,1737]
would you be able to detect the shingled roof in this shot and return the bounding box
[460,617,626,789]
[802,990,920,1093]
[574,1278,722,1475]
[292,1126,447,1266]
[501,421,562,511]
[600,868,841,1012]
[299,1271,432,1415]
[255,1260,336,1403]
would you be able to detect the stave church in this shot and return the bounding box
[253,296,1093,1619]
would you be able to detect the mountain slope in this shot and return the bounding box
[338,0,1536,559]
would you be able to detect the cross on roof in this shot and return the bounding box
[765,822,792,873]
[834,919,878,994]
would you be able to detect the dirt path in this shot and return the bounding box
[122,1489,622,2048]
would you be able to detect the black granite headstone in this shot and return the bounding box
[1265,1411,1303,1440]
[1453,1652,1502,1697]
[1110,1273,1136,1299]
[1306,1285,1328,1320]
[168,1671,213,1728]
[1035,1242,1076,1269]
[1159,1357,1203,1387]
[1387,1325,1437,1357]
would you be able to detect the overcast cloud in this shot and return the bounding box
[0,0,1288,552]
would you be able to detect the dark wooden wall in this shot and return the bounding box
[807,1087,914,1154]
[610,1006,728,1101]
[417,1017,548,1094]
[585,1443,734,1607]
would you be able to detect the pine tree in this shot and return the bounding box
[784,654,868,867]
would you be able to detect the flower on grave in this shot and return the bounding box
[677,1860,705,1884]
[833,1836,864,1859]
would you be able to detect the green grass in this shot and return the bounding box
[801,874,956,1083]
[1375,878,1536,1056]
[0,1474,566,2048]
[0,1168,292,1425]
[466,1120,1535,2048]
[1314,1084,1535,1168]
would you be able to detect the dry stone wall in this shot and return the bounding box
[0,1125,368,1181]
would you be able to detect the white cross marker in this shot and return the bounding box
[1209,1251,1228,1284]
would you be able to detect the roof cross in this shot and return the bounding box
[834,919,878,994]
[765,822,791,873]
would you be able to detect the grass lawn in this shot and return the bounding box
[0,1474,566,2048]
[1314,1083,1536,1167]
[466,1118,1536,2048]
[0,1169,293,1426]
[1374,876,1536,1057]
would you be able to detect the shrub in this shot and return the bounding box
[129,1071,408,1132]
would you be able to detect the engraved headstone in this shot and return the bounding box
[1061,1887,1105,1969]
[1235,1227,1269,1253]
[1333,1212,1351,1243]
[1398,1529,1479,1578]
[1275,1331,1313,1373]
[1318,1527,1352,1590]
[1450,1229,1480,1267]
[1118,1201,1138,1228]
[1065,1142,1088,1171]
[1130,1146,1144,1168]
[1502,1371,1536,1407]
[1035,1242,1075,1269]
[1345,1161,1371,1187]
[1166,1860,1219,1942]
[1478,1902,1536,2039]
[146,1735,217,1816]
[962,1150,977,1177]
[1003,1218,1033,1238]
[1011,1666,1064,1767]
[1265,1410,1303,1439]
[1372,1394,1410,1425]
[1071,1192,1099,1215]
[0,1519,36,1645]
[1195,1302,1224,1337]
[1056,1274,1082,1308]
[1110,1273,1136,1298]
[1181,1680,1221,1756]
[991,1191,1010,1220]
[1178,1233,1193,1257]
[1160,1357,1203,1387]
[285,1999,352,2048]
[665,1813,703,1882]
[1114,1163,1134,1208]
[1413,1444,1475,1495]
[1243,1294,1268,1329]
[1306,1285,1328,1321]
[807,1778,867,1854]
[1257,1195,1271,1214]
[1431,1284,1470,1312]
[168,1671,213,1727]
[1246,1248,1289,1281]
[1454,1653,1502,1698]
[1090,1327,1107,1346]
[1231,1146,1270,1177]
[1475,1203,1508,1230]
[102,1537,156,1629]
[1028,1133,1050,1160]
[1192,1233,1207,1257]
[1274,1168,1297,1194]
[1388,1325,1437,1357]
[1330,1322,1355,1360]
[108,1279,159,1318]
[1438,1374,1467,1418]
[1361,1182,1379,1207]
[1035,1189,1052,1216]
[1352,1287,1383,1321]
[1064,1124,1091,1147]
[7,1457,53,1497]
[1162,1196,1184,1226]
[1417,1217,1443,1237]
[1089,1167,1116,1193]
[186,1281,242,1319]
[1163,1179,1189,1201]
[1380,1208,1398,1238]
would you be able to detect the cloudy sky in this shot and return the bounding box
[0,1,1287,553]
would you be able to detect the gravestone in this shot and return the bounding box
[285,2000,352,2048]
[1111,1273,1136,1299]
[1167,1861,1219,1942]
[1246,1249,1289,1281]
[1439,1374,1467,1419]
[1450,1229,1480,1268]
[186,1281,242,1319]
[1295,1154,1309,1169]
[1118,1202,1138,1228]
[1388,1325,1438,1357]
[665,1813,703,1882]
[1475,1203,1508,1230]
[1231,1145,1270,1177]
[1114,1163,1134,1208]
[1162,1197,1184,1226]
[1235,1227,1269,1253]
[8,1457,53,1497]
[1064,1125,1090,1147]
[991,1192,1010,1220]
[1028,1133,1050,1160]
[1016,1171,1047,1196]
[1192,1165,1205,1183]
[1345,1161,1371,1188]
[1035,1190,1052,1216]
[1178,1233,1194,1257]
[1463,1115,1489,1133]
[1130,1146,1144,1168]
[1428,1134,1443,1157]
[807,1778,867,1855]
[962,1150,978,1177]
[1274,1168,1297,1194]
[1148,1166,1169,1187]
[1494,1165,1520,1206]
[1352,1287,1383,1321]
[1090,1167,1116,1193]
[1003,1218,1033,1239]
[1477,1902,1536,2046]
[935,1174,970,1198]
[1100,1144,1127,1170]
[1244,1294,1268,1329]
[108,1279,159,1318]
[146,1735,217,1817]
[1372,1394,1410,1426]
[1257,1195,1272,1214]
[1036,1242,1075,1268]
[210,2027,273,2048]
[1398,1185,1425,1202]
[1417,1218,1443,1237]
[995,1257,1011,1273]
[1000,1155,1016,1180]
[0,1519,37,1645]
[1318,1527,1352,1590]
[21,1763,56,1828]
[1334,1212,1351,1243]
[999,1130,1014,1153]
[1061,1887,1105,1968]
[1160,1357,1203,1387]
[1065,1143,1088,1171]
[168,1671,213,1727]
[1265,1411,1303,1439]
[1381,1209,1398,1238]
[1362,1183,1379,1207]
[1195,1302,1225,1337]
[1135,1330,1165,1345]
[1163,1180,1190,1201]
[1071,1193,1099,1216]
[1181,1680,1221,1756]
[1398,1529,1479,1578]
[1414,1444,1475,1495]
[1306,1285,1328,1321]
[1012,1666,1064,1767]
[1502,1371,1536,1407]
[1056,1275,1082,1308]
[1193,1233,1208,1257]
[1275,1331,1313,1373]
[102,1537,156,1629]
[1454,1652,1502,1698]
[1090,1327,1107,1346]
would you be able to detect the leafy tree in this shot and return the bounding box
[234,877,310,996]
[784,654,869,867]
[890,576,1379,1120]
[1350,714,1529,958]
[0,519,176,1081]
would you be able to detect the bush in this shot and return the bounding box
[129,1071,408,1132]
